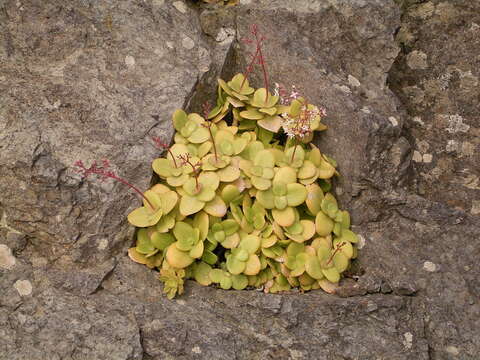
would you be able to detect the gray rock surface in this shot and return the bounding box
[0,0,478,359]
[389,0,480,215]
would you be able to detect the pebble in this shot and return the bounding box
[388,116,398,127]
[98,239,109,250]
[423,261,437,272]
[471,201,480,215]
[446,140,458,153]
[14,280,33,296]
[192,346,202,354]
[412,151,423,163]
[173,1,187,13]
[366,301,378,312]
[125,55,135,68]
[348,74,361,87]
[406,50,428,70]
[357,234,366,249]
[422,154,433,163]
[412,116,424,126]
[445,346,460,356]
[444,114,470,133]
[403,332,413,349]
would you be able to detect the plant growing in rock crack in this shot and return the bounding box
[74,160,178,228]
[77,24,361,299]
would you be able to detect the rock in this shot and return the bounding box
[360,195,480,359]
[0,256,34,309]
[1,231,27,254]
[13,279,33,296]
[0,0,231,275]
[103,259,429,359]
[388,0,480,214]
[0,0,479,359]
[335,278,367,297]
[46,257,116,296]
[388,3,480,353]
[0,287,143,360]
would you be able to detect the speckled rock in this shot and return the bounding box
[0,286,143,360]
[0,0,231,269]
[0,0,234,297]
[389,0,480,214]
[0,0,479,359]
[386,1,480,357]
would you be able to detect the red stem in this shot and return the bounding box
[109,174,156,210]
[208,125,218,162]
[326,242,346,265]
[253,31,269,103]
[180,155,201,191]
[291,139,298,163]
[240,45,261,91]
[76,161,156,210]
[167,149,178,168]
[194,173,199,190]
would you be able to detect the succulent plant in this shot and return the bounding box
[159,266,186,299]
[88,24,363,299]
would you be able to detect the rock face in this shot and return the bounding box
[0,0,478,359]
[389,0,480,215]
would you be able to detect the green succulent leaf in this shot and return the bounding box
[228,74,254,95]
[173,109,188,131]
[322,267,340,283]
[221,184,241,204]
[226,254,246,275]
[127,205,163,228]
[179,195,205,217]
[231,274,249,290]
[239,235,261,255]
[253,149,275,168]
[250,88,279,108]
[136,228,155,254]
[223,219,239,235]
[173,222,199,251]
[305,255,324,280]
[151,232,175,251]
[193,262,213,286]
[165,243,194,269]
[315,211,334,236]
[286,183,307,206]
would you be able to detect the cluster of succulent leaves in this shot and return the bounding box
[127,73,359,299]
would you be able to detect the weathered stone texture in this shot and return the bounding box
[0,0,478,359]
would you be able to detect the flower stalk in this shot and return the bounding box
[326,242,346,265]
[202,102,219,162]
[241,24,270,102]
[74,160,155,210]
[177,153,202,191]
[152,136,178,168]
